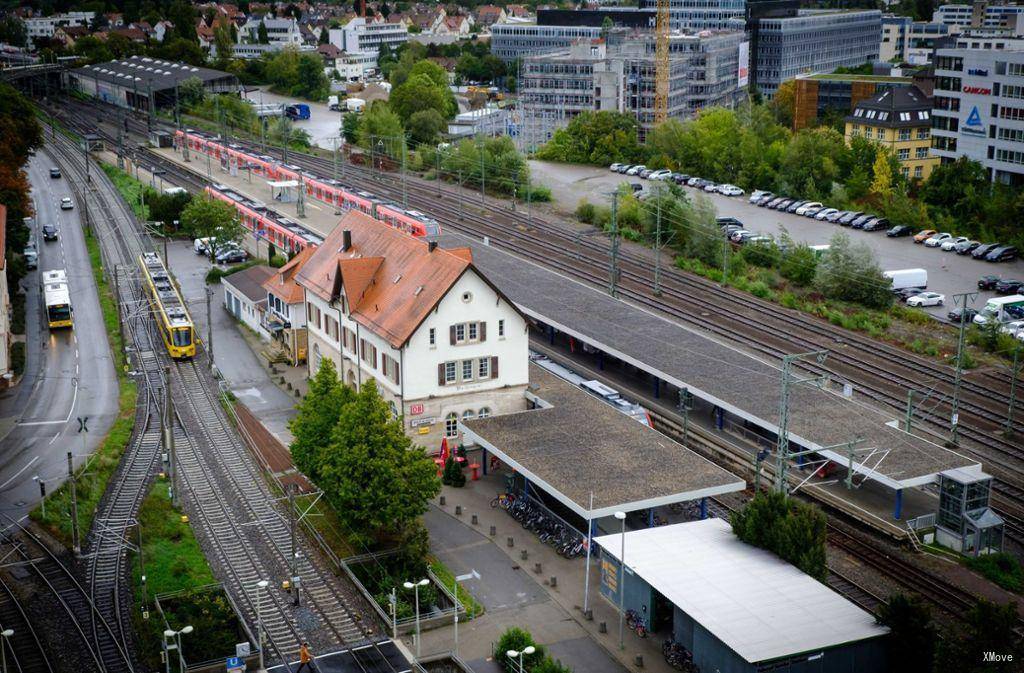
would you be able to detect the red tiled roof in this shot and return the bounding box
[295,210,473,348]
[262,245,316,304]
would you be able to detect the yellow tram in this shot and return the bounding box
[138,252,195,359]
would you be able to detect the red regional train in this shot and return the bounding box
[176,130,441,238]
[206,184,323,256]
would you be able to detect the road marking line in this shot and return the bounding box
[49,433,60,445]
[0,456,40,490]
[18,419,66,426]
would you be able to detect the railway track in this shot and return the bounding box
[0,575,56,673]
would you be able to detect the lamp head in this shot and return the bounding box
[523,646,536,655]
[164,629,176,638]
[506,650,519,658]
[180,625,194,635]
[418,578,430,587]
[257,580,269,589]
[0,629,12,638]
[614,511,626,520]
[403,581,415,590]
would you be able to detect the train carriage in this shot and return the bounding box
[139,251,195,359]
[206,186,322,255]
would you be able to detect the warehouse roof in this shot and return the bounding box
[460,364,745,519]
[440,233,980,489]
[594,519,889,664]
[72,55,237,91]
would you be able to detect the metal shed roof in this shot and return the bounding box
[72,55,237,92]
[440,233,980,490]
[594,519,889,664]
[460,364,745,519]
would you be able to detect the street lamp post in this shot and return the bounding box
[256,579,269,672]
[164,625,193,673]
[0,628,12,673]
[614,510,627,650]
[506,646,536,673]
[403,578,430,659]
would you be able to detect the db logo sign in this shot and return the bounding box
[410,403,424,415]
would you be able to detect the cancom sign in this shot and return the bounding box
[738,41,749,87]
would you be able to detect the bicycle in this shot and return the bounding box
[625,609,648,638]
[490,492,516,510]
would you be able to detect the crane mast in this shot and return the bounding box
[654,0,670,125]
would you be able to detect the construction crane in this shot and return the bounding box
[654,0,670,125]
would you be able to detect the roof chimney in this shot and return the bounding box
[341,229,352,252]
[427,240,437,253]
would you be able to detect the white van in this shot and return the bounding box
[194,237,215,255]
[884,268,928,291]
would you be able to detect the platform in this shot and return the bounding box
[266,640,412,673]
[440,232,981,493]
[462,365,745,519]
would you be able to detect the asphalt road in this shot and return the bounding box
[529,160,1024,320]
[0,150,118,523]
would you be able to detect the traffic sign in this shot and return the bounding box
[226,655,246,672]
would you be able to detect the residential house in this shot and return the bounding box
[411,8,447,33]
[295,210,529,449]
[52,25,91,48]
[844,85,938,181]
[474,5,507,27]
[223,265,276,338]
[505,5,533,20]
[262,247,313,364]
[153,20,174,42]
[110,27,148,43]
[441,15,471,35]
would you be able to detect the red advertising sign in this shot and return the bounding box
[962,86,992,95]
[410,403,424,415]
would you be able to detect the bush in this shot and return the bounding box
[730,491,827,580]
[441,456,466,487]
[10,341,25,375]
[966,552,1024,593]
[575,200,596,224]
[525,185,552,202]
[779,244,817,287]
[495,627,546,673]
[270,254,288,268]
[813,232,892,310]
[205,259,260,284]
[741,241,781,269]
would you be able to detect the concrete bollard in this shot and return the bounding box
[634,655,644,668]
[520,549,528,561]
[507,536,514,548]
[599,622,607,634]
[279,376,285,384]
[295,389,301,397]
[439,496,446,506]
[489,525,497,536]
[550,576,557,587]
[471,514,478,525]
[534,562,542,574]
[455,505,462,516]
[584,609,593,621]
[287,381,293,390]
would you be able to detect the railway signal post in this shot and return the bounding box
[775,350,830,494]
[949,291,977,445]
[67,451,80,555]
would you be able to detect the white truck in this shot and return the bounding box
[345,97,365,113]
[974,295,1024,325]
[884,268,928,290]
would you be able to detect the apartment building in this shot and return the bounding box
[931,47,1024,185]
[845,86,939,180]
[240,17,303,46]
[933,4,975,26]
[24,11,95,47]
[754,9,882,98]
[329,18,408,74]
[295,211,529,449]
[518,30,747,147]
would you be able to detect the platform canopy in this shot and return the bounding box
[594,519,889,665]
[460,364,745,521]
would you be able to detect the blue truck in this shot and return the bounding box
[285,103,310,120]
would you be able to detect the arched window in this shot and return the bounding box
[312,343,321,371]
[462,410,475,422]
[478,407,491,419]
[445,412,459,437]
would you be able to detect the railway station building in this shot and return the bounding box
[594,520,890,673]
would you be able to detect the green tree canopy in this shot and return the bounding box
[357,101,404,150]
[289,359,353,481]
[317,380,440,546]
[440,136,530,197]
[536,111,645,165]
[178,76,207,108]
[389,73,452,122]
[778,127,848,200]
[180,195,244,260]
[877,593,935,673]
[730,491,828,580]
[814,232,892,309]
[407,108,446,145]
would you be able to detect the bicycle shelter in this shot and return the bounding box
[460,364,746,539]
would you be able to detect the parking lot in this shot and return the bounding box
[529,159,1024,320]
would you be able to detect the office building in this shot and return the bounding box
[519,30,748,147]
[934,2,1024,28]
[933,4,975,26]
[638,0,746,30]
[793,71,914,129]
[845,85,939,180]
[329,18,409,74]
[491,8,653,62]
[754,10,882,98]
[931,47,1024,185]
[24,11,94,47]
[882,15,955,64]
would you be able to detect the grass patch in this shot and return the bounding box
[29,229,137,547]
[101,164,150,221]
[428,556,484,619]
[129,484,243,670]
[205,259,260,284]
[965,552,1024,593]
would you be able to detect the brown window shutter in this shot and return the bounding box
[438,363,445,386]
[479,321,487,342]
[450,325,457,345]
[491,356,499,379]
[373,346,378,369]
[395,363,401,385]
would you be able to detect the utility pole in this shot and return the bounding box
[721,235,730,286]
[1007,344,1022,438]
[775,351,830,494]
[457,169,464,220]
[296,173,306,219]
[205,286,214,366]
[137,521,148,612]
[654,188,663,296]
[949,291,977,445]
[117,109,125,171]
[678,387,693,445]
[608,192,620,298]
[479,133,486,204]
[164,367,178,507]
[288,484,300,606]
[68,452,80,555]
[333,137,341,215]
[401,136,408,209]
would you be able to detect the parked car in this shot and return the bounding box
[948,307,979,323]
[729,229,753,243]
[617,164,635,174]
[895,286,926,301]
[886,224,914,237]
[610,163,623,172]
[815,208,839,221]
[783,200,807,213]
[773,198,795,210]
[861,217,888,232]
[639,168,654,179]
[42,224,58,241]
[801,206,824,217]
[703,182,719,193]
[1001,320,1024,337]
[717,216,744,228]
[626,165,646,176]
[907,292,945,307]
[850,214,876,229]
[986,245,1019,262]
[764,196,785,208]
[60,197,73,210]
[913,229,938,243]
[940,236,971,251]
[825,210,848,223]
[750,190,773,203]
[924,233,953,248]
[838,211,863,225]
[49,167,61,179]
[795,201,823,216]
[995,278,1024,294]
[972,243,999,259]
[721,224,745,237]
[954,240,981,255]
[718,184,745,196]
[23,242,37,270]
[672,173,690,184]
[687,176,703,187]
[978,274,1001,290]
[745,234,774,246]
[216,246,249,264]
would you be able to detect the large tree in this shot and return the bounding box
[179,196,244,260]
[289,359,353,480]
[388,73,451,123]
[317,381,440,546]
[814,232,892,309]
[877,594,935,673]
[357,101,404,151]
[536,111,645,165]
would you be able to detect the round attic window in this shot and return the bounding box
[462,291,473,303]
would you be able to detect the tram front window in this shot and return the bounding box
[48,304,71,322]
[173,327,192,347]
